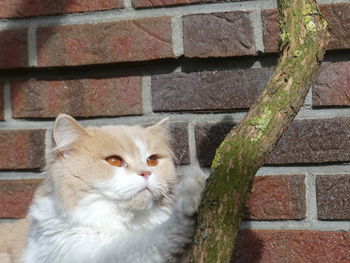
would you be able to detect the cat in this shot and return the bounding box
[0,114,207,263]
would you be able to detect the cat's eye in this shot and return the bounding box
[105,155,126,167]
[147,155,159,167]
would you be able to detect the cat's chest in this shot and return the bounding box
[26,195,172,261]
[31,194,170,239]
[128,208,171,231]
[72,208,170,240]
[71,195,171,234]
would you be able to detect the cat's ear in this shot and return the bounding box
[53,114,88,150]
[147,118,170,134]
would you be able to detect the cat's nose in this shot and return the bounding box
[138,171,151,180]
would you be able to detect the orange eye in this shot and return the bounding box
[105,155,125,167]
[147,155,159,167]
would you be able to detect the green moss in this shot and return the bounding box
[211,136,231,169]
[211,147,222,169]
[303,3,317,15]
[303,3,319,34]
[305,16,317,33]
[280,30,290,46]
[249,107,273,142]
[321,18,328,30]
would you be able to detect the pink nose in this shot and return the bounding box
[139,171,151,179]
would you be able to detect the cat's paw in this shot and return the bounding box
[175,166,208,217]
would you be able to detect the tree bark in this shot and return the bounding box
[189,0,330,262]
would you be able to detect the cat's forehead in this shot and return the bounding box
[96,124,144,136]
[82,125,168,157]
[87,125,147,145]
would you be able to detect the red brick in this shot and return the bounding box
[0,29,28,69]
[233,230,350,263]
[0,83,4,120]
[37,17,174,67]
[183,12,256,58]
[0,130,46,169]
[11,77,143,118]
[320,3,350,51]
[262,4,350,53]
[0,180,41,218]
[132,0,223,8]
[244,175,306,220]
[312,62,350,107]
[261,9,280,53]
[0,0,123,19]
[316,174,350,220]
[152,68,274,112]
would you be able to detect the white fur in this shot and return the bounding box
[95,167,148,201]
[133,137,150,162]
[94,166,168,211]
[23,191,172,263]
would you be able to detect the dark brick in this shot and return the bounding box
[0,29,28,69]
[11,77,143,118]
[244,175,306,220]
[0,180,41,218]
[0,83,4,120]
[196,118,350,166]
[195,122,235,167]
[267,118,350,164]
[316,174,350,220]
[152,68,274,112]
[261,8,280,53]
[0,130,46,169]
[0,0,123,19]
[320,3,350,51]
[312,62,350,107]
[37,17,174,67]
[183,11,256,58]
[233,230,350,263]
[170,122,190,165]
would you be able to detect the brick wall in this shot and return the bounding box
[0,0,349,261]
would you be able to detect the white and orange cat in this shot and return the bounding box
[0,114,207,263]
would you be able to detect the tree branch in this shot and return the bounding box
[189,0,330,261]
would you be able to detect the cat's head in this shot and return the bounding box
[49,114,177,212]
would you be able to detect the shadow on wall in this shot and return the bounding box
[195,116,236,167]
[231,230,264,263]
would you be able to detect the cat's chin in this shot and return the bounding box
[126,189,154,210]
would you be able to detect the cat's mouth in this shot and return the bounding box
[136,186,151,196]
[128,188,154,210]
